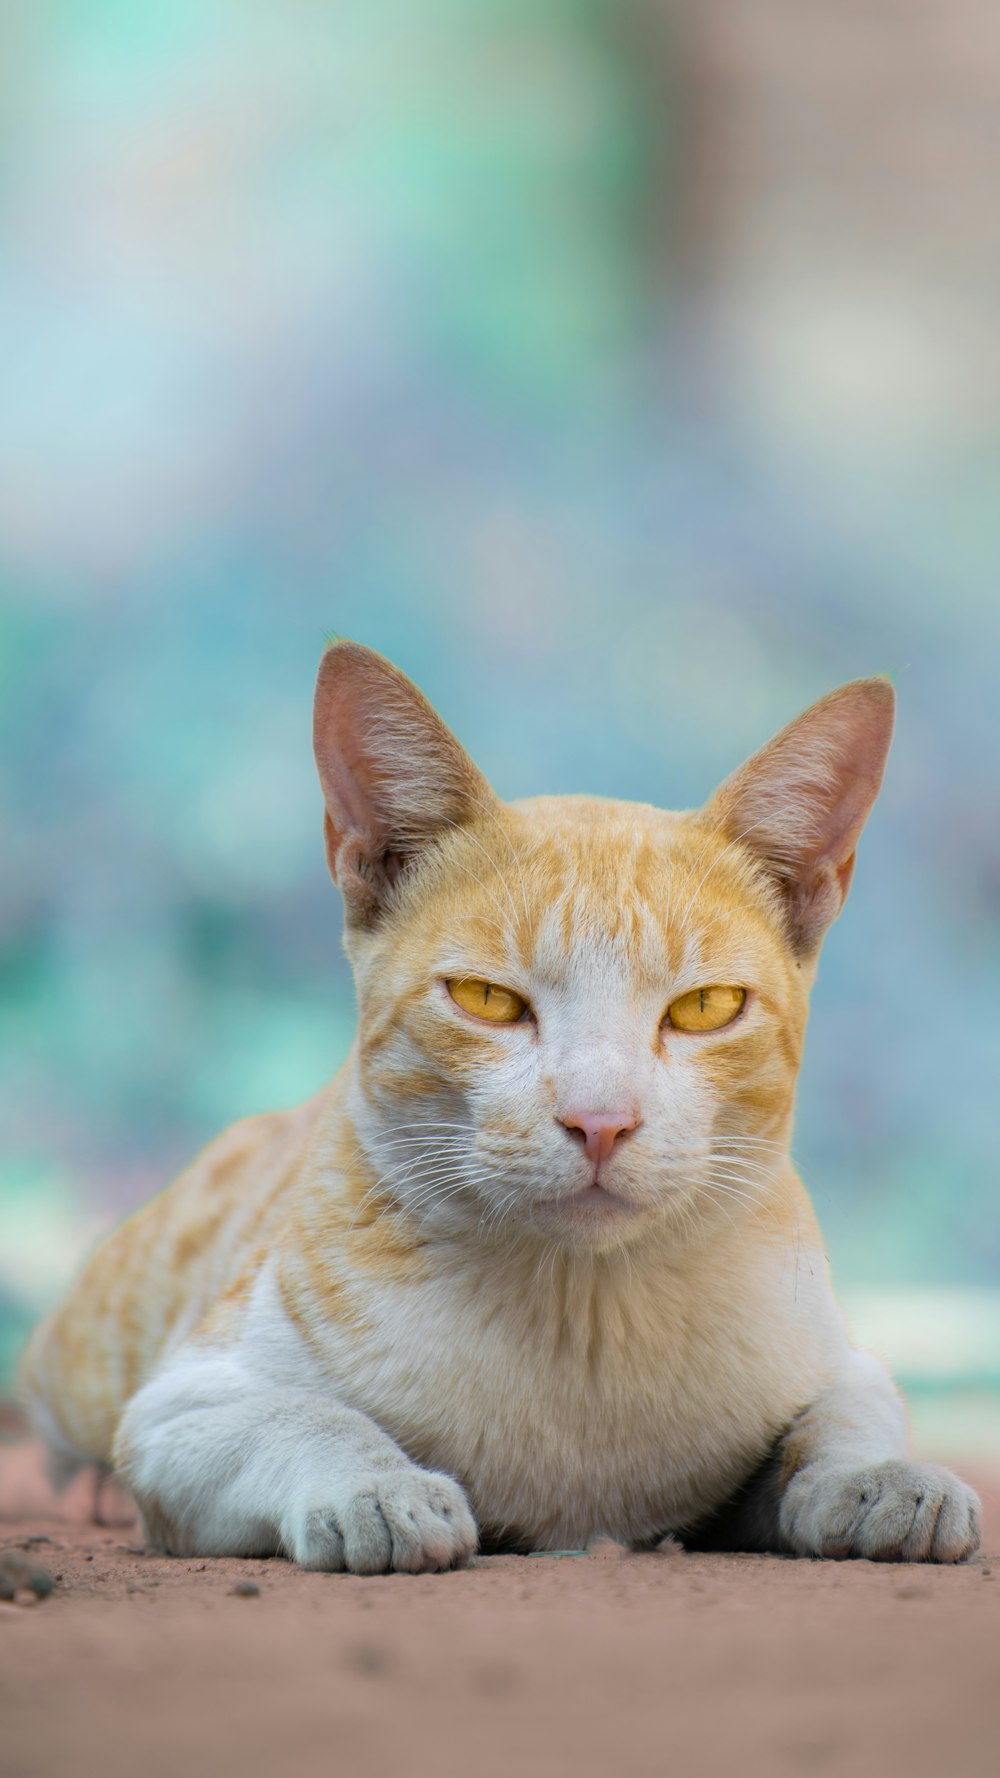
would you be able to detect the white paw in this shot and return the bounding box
[284,1464,478,1574]
[781,1459,981,1563]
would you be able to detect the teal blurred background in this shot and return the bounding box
[2,2,998,1443]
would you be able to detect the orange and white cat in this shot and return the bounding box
[20,643,980,1569]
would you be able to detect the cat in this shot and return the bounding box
[19,641,980,1569]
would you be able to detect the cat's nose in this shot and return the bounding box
[559,1109,640,1166]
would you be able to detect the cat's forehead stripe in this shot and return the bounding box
[435,802,781,979]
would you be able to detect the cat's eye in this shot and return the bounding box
[447,978,529,1025]
[665,985,746,1033]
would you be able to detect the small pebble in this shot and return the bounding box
[230,1581,260,1597]
[0,1551,55,1602]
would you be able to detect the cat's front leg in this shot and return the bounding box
[113,1345,477,1572]
[777,1349,980,1563]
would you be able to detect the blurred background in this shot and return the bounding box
[1,1,998,1453]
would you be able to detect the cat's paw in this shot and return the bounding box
[781,1459,980,1563]
[285,1465,478,1574]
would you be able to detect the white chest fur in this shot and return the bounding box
[274,1232,846,1549]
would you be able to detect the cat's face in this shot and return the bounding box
[315,645,894,1254]
[348,798,806,1252]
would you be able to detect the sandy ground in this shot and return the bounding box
[1,1432,997,1778]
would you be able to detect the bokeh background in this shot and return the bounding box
[2,1,998,1451]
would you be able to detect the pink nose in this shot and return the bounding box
[560,1109,639,1166]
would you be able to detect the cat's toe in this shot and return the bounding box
[928,1475,981,1563]
[375,1472,477,1573]
[782,1460,980,1564]
[338,1489,394,1573]
[297,1509,347,1571]
[294,1495,391,1573]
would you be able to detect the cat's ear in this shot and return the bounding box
[313,641,498,924]
[702,678,895,954]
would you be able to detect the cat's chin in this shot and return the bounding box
[531,1183,649,1243]
[563,1183,642,1212]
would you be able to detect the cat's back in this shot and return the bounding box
[20,1090,328,1469]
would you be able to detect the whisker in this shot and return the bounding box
[367,1122,475,1136]
[367,1137,470,1158]
[707,1156,781,1185]
[704,1173,770,1209]
[701,1179,763,1216]
[704,1162,766,1190]
[715,1135,786,1147]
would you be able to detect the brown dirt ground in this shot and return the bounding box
[1,1430,997,1778]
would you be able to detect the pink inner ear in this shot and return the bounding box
[312,642,499,915]
[312,645,438,850]
[705,678,894,951]
[318,715,392,851]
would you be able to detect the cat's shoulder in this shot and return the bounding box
[168,1087,333,1215]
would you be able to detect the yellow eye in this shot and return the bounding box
[666,985,746,1033]
[447,978,529,1025]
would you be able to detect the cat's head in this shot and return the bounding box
[313,643,893,1253]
